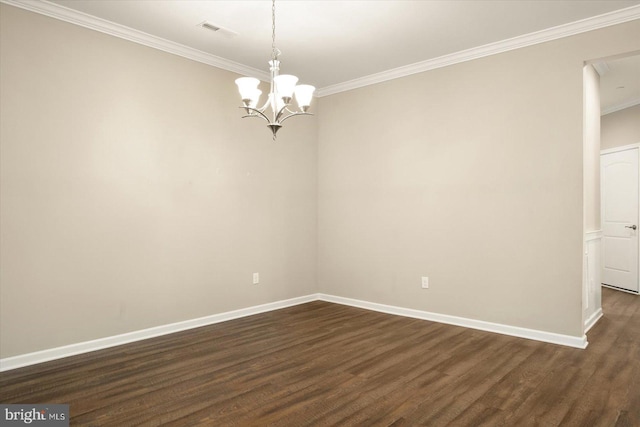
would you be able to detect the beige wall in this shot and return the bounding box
[601,104,640,150]
[317,21,640,337]
[2,4,640,360]
[0,5,318,358]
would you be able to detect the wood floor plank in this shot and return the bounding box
[1,288,638,426]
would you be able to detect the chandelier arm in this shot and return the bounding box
[274,105,302,122]
[239,107,271,123]
[278,111,313,123]
[257,99,271,112]
[274,105,288,123]
[273,103,298,123]
[283,106,298,115]
[275,107,298,122]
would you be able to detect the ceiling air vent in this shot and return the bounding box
[198,21,238,38]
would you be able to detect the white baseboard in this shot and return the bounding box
[318,294,588,349]
[1,291,589,372]
[584,308,603,333]
[0,294,318,372]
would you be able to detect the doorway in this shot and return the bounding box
[583,52,640,333]
[597,52,640,296]
[601,145,639,294]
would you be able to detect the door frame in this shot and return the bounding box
[600,142,640,295]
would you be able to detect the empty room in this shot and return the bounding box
[1,0,640,425]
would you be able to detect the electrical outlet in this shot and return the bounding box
[253,273,259,285]
[421,276,429,289]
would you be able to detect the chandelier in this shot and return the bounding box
[235,0,315,139]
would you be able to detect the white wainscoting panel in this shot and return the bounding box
[584,230,603,333]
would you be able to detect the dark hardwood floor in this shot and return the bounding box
[1,288,639,426]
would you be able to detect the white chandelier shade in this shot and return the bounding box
[235,76,314,113]
[294,85,315,111]
[235,77,261,105]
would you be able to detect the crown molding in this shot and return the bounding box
[601,97,640,115]
[0,0,270,81]
[2,0,638,97]
[316,5,640,97]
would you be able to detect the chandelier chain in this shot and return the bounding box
[271,0,277,60]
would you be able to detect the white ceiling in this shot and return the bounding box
[599,54,640,114]
[6,0,640,105]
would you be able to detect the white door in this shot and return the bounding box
[601,146,639,293]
